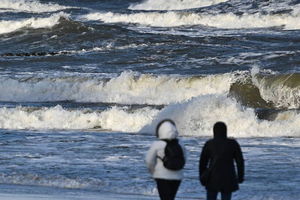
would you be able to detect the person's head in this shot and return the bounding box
[155,119,178,139]
[213,121,227,139]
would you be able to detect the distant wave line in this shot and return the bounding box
[1,51,71,57]
[0,43,149,57]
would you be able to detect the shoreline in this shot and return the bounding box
[0,192,156,200]
[0,192,203,200]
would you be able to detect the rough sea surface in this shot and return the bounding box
[0,0,300,199]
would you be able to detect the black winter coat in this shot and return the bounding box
[199,132,244,192]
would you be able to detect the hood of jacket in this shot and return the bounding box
[157,121,178,140]
[213,122,227,139]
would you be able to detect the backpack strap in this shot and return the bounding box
[156,139,177,160]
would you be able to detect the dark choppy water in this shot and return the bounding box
[0,0,300,199]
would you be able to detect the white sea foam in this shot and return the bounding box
[0,173,91,189]
[0,12,68,35]
[0,71,233,104]
[0,105,158,132]
[82,11,300,30]
[141,94,300,138]
[55,43,149,55]
[129,0,228,10]
[0,0,72,13]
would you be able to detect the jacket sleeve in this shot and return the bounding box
[199,142,210,182]
[234,141,244,183]
[145,142,158,174]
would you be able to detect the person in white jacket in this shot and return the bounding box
[145,119,186,200]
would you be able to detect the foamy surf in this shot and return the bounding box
[82,11,300,30]
[129,0,228,10]
[0,105,158,132]
[1,97,300,138]
[0,0,73,13]
[0,12,69,35]
[0,173,90,189]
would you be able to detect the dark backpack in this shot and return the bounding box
[161,139,185,170]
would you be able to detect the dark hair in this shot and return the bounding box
[155,119,176,138]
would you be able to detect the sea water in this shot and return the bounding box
[0,0,300,199]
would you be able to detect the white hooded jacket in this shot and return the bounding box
[145,121,185,180]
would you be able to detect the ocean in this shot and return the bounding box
[0,0,300,199]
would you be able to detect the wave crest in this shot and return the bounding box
[129,0,228,11]
[82,11,300,30]
[0,0,72,13]
[0,12,69,35]
[252,73,300,109]
[0,71,233,104]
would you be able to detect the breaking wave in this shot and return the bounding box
[82,11,300,30]
[0,70,299,109]
[0,69,299,137]
[252,72,300,109]
[129,0,228,11]
[1,97,299,138]
[0,71,233,105]
[0,12,69,35]
[0,0,72,13]
[141,94,300,138]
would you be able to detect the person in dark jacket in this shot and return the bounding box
[199,122,244,200]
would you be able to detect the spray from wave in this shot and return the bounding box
[129,0,228,10]
[141,94,300,138]
[251,68,300,109]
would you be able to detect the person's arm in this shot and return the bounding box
[145,142,158,174]
[234,141,244,183]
